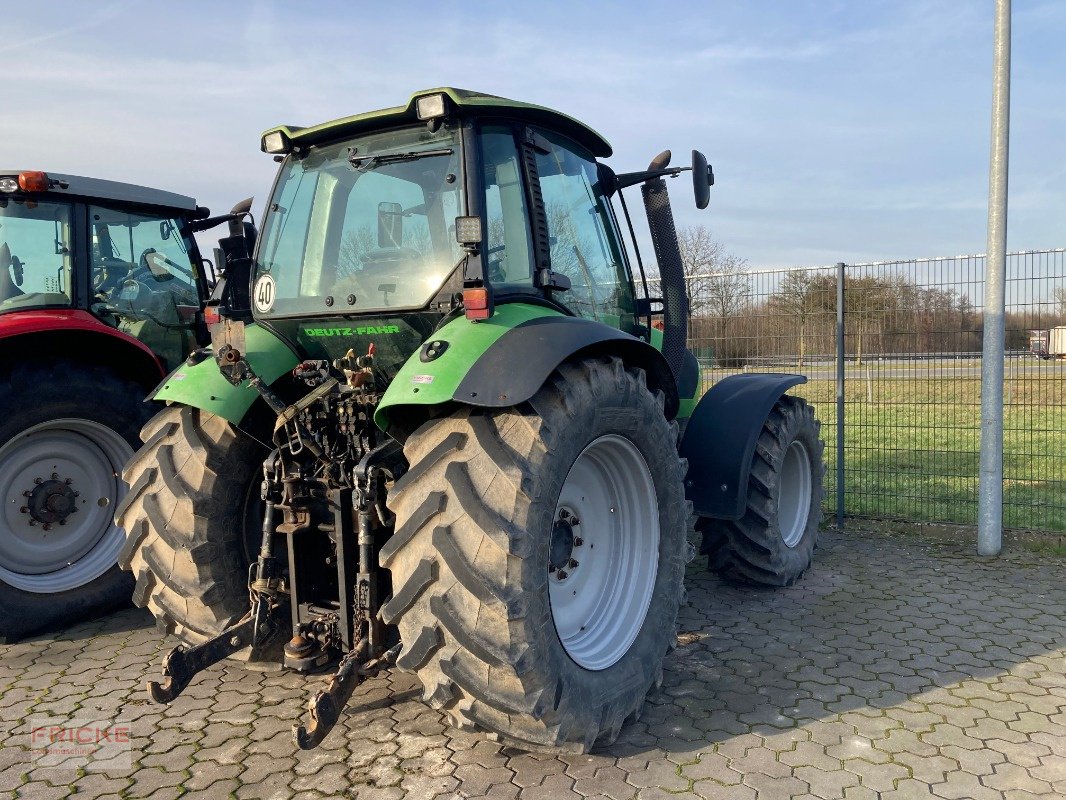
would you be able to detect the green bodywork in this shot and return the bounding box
[152,305,700,430]
[374,303,563,430]
[151,323,299,425]
[262,87,613,158]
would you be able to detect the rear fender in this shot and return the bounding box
[375,303,678,434]
[679,373,807,520]
[151,323,299,426]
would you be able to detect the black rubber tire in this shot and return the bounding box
[0,362,154,643]
[383,357,691,753]
[699,395,824,586]
[116,405,266,647]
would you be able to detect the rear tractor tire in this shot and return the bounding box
[699,395,824,586]
[0,363,154,642]
[383,357,692,752]
[116,405,267,648]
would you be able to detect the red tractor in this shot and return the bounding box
[0,169,248,640]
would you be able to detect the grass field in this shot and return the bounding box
[705,365,1066,533]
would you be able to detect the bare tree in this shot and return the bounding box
[768,271,822,366]
[1055,286,1066,318]
[676,225,749,317]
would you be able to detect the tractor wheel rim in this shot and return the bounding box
[549,434,659,671]
[779,439,812,549]
[0,419,132,593]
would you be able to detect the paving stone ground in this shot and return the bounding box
[1,529,1063,799]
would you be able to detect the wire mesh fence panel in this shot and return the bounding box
[645,266,840,522]
[644,248,1066,534]
[1003,250,1066,532]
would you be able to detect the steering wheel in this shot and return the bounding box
[93,257,136,296]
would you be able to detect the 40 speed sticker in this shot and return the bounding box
[253,274,276,313]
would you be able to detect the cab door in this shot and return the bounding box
[88,204,203,369]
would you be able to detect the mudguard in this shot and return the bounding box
[679,373,807,520]
[375,303,679,431]
[150,323,299,425]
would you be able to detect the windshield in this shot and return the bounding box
[255,125,465,317]
[0,198,73,312]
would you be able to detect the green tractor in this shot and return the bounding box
[118,89,824,752]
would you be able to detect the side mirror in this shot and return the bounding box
[692,150,713,210]
[377,202,403,248]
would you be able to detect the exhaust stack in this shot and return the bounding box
[640,150,688,383]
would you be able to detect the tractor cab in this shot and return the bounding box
[0,169,213,370]
[238,89,706,398]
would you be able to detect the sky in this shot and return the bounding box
[2,1,1064,269]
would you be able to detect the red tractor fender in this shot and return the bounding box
[0,309,165,387]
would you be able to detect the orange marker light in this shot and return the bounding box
[463,287,491,321]
[203,306,221,326]
[18,171,49,192]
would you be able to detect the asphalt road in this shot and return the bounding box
[715,358,1066,380]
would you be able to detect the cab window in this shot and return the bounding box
[89,206,201,369]
[481,125,535,287]
[533,130,635,327]
[0,199,73,310]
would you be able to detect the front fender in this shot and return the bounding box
[375,303,678,432]
[151,323,299,426]
[679,373,807,520]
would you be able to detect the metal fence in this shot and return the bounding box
[645,248,1066,534]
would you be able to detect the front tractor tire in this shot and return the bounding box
[116,405,266,646]
[699,395,824,586]
[383,358,691,752]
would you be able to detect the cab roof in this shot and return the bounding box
[263,87,613,158]
[0,170,198,212]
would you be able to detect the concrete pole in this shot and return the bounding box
[978,0,1011,556]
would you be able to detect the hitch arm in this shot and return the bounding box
[292,641,401,749]
[147,616,258,703]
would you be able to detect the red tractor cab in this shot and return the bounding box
[0,169,224,639]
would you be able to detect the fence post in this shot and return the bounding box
[978,0,1011,557]
[836,262,846,530]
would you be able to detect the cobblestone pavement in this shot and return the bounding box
[1,530,1063,799]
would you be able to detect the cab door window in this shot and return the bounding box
[533,130,635,328]
[89,206,201,368]
[0,199,73,310]
[481,125,535,288]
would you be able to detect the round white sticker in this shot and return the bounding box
[253,274,276,313]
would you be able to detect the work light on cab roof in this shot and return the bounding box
[0,170,61,193]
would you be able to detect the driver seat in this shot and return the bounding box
[0,243,25,301]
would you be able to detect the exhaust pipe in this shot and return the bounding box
[641,150,688,383]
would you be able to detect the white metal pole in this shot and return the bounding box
[978,0,1011,556]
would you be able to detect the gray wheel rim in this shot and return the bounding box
[0,419,132,593]
[778,439,812,549]
[549,434,660,671]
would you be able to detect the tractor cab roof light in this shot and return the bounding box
[415,93,447,122]
[262,131,291,155]
[3,171,50,193]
